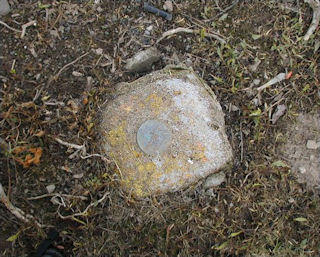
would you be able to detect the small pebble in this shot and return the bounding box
[163,0,173,12]
[72,71,84,77]
[298,167,306,174]
[0,0,10,16]
[146,25,153,32]
[73,173,84,179]
[230,104,240,112]
[95,48,103,55]
[203,172,226,189]
[288,197,295,203]
[96,6,103,13]
[306,140,319,150]
[144,30,151,36]
[253,79,261,85]
[46,184,56,194]
[204,188,216,197]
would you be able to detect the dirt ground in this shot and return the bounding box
[0,0,319,256]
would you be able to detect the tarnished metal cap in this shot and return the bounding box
[137,120,171,155]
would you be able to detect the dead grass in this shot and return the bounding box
[0,0,320,256]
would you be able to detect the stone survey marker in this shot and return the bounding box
[101,66,232,196]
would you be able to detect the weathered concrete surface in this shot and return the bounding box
[101,66,233,197]
[280,111,320,189]
[0,0,10,16]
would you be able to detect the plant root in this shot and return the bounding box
[156,27,226,44]
[304,0,320,41]
[0,183,42,227]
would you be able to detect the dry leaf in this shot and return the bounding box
[13,147,43,168]
[82,97,88,105]
[34,130,45,137]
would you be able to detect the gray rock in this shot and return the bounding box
[0,0,10,16]
[124,47,161,72]
[230,104,239,112]
[271,104,286,124]
[203,172,226,189]
[101,66,233,197]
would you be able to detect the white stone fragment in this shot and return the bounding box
[271,104,286,124]
[203,171,226,189]
[0,0,10,16]
[163,0,173,12]
[72,71,84,77]
[124,47,161,72]
[306,140,319,150]
[253,79,261,85]
[298,167,306,174]
[95,48,103,55]
[46,184,56,194]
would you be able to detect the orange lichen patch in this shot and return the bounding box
[13,146,43,168]
[82,97,88,105]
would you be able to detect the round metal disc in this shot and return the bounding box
[137,120,171,155]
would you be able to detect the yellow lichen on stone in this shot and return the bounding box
[137,164,145,172]
[163,156,180,174]
[192,143,208,162]
[120,103,133,113]
[145,93,164,115]
[107,122,127,147]
[145,162,157,172]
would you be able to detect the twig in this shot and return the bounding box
[58,191,109,219]
[27,193,88,201]
[54,137,109,161]
[52,52,89,82]
[0,20,22,33]
[255,71,292,105]
[156,27,226,44]
[256,71,292,92]
[214,0,239,18]
[54,137,86,157]
[80,153,110,162]
[33,87,43,102]
[304,0,320,41]
[21,20,36,38]
[113,158,123,180]
[240,122,243,163]
[0,182,42,227]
